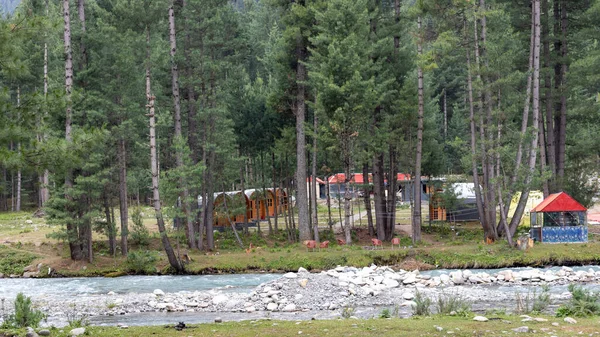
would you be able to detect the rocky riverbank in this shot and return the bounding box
[2,265,599,327]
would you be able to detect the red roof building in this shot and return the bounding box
[530,192,587,213]
[530,192,587,243]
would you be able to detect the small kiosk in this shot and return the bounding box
[530,192,587,243]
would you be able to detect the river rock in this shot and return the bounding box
[402,292,414,300]
[401,301,416,307]
[298,279,309,288]
[298,267,308,274]
[225,300,241,309]
[215,317,222,323]
[383,279,399,288]
[25,332,38,337]
[23,271,38,278]
[468,276,483,284]
[70,327,85,336]
[153,289,165,296]
[563,317,577,324]
[451,274,464,285]
[284,272,297,279]
[38,330,50,336]
[403,274,417,284]
[473,316,488,322]
[512,326,529,333]
[267,302,278,311]
[212,295,228,305]
[439,274,450,283]
[283,303,297,312]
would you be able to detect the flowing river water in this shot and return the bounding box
[1,266,599,327]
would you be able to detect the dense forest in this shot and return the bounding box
[0,0,598,270]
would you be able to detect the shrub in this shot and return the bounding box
[436,292,471,316]
[379,308,391,318]
[341,305,355,319]
[130,207,150,247]
[4,293,45,328]
[125,250,157,274]
[515,285,551,314]
[412,291,432,316]
[556,284,600,317]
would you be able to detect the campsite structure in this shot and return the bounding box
[529,192,588,243]
[201,188,290,227]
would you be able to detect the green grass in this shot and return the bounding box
[1,315,597,337]
[0,245,38,275]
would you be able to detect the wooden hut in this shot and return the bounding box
[213,193,235,226]
[246,189,267,220]
[529,192,587,243]
[274,188,289,214]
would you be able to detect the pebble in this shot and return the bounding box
[564,317,577,324]
[70,327,85,336]
[215,317,222,323]
[512,326,530,333]
[153,289,165,296]
[38,330,50,336]
[473,316,489,322]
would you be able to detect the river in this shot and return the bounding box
[0,266,598,327]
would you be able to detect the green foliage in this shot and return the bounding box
[340,305,355,319]
[556,284,600,317]
[379,308,391,319]
[412,291,432,316]
[3,293,45,328]
[130,207,150,247]
[435,292,471,316]
[0,245,36,275]
[125,250,157,274]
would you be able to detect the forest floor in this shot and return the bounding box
[1,203,600,277]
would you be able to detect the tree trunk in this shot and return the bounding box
[412,16,424,244]
[169,0,195,249]
[77,0,87,89]
[118,138,129,256]
[63,0,82,261]
[362,163,374,236]
[240,157,248,234]
[556,0,567,186]
[295,54,310,241]
[479,0,497,237]
[222,183,244,249]
[497,14,535,234]
[272,152,278,231]
[39,0,50,207]
[104,190,116,256]
[465,19,486,240]
[542,0,555,194]
[373,153,385,240]
[508,0,541,237]
[16,87,21,212]
[311,113,319,242]
[204,117,216,250]
[343,163,352,244]
[326,176,332,232]
[146,26,183,273]
[386,146,397,240]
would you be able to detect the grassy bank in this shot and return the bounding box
[2,209,600,277]
[2,315,598,337]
